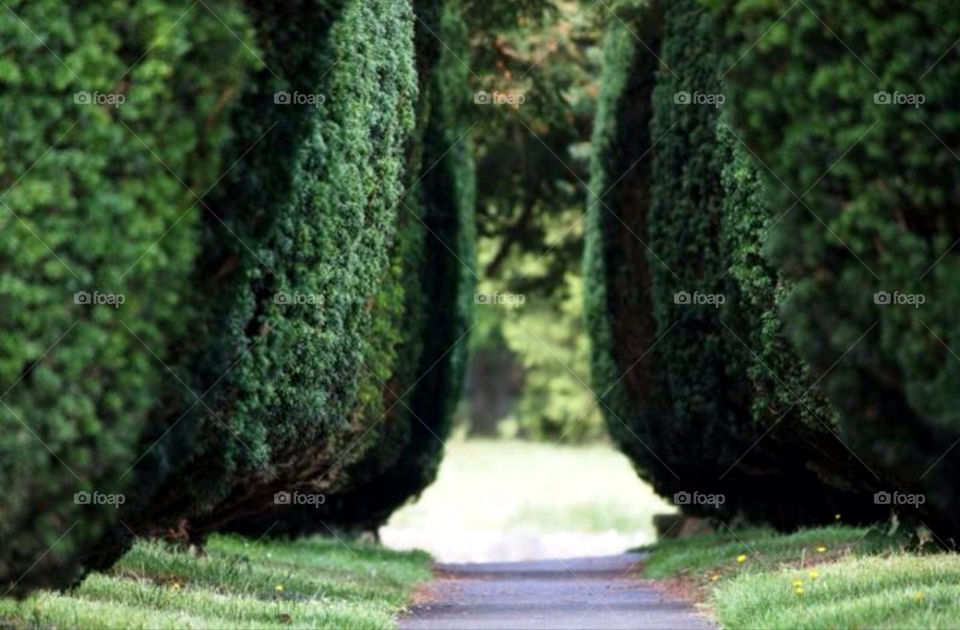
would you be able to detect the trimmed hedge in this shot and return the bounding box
[224,0,476,535]
[313,0,476,531]
[722,0,960,535]
[119,0,420,540]
[4,0,470,594]
[586,0,883,527]
[0,0,254,593]
[585,0,674,504]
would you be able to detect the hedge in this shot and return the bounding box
[585,0,674,506]
[74,0,427,576]
[3,0,476,591]
[586,0,883,527]
[722,0,960,536]
[113,0,420,540]
[224,0,476,536]
[314,0,476,531]
[0,0,255,593]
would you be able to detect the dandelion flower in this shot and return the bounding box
[792,579,803,587]
[816,545,827,553]
[736,554,747,564]
[275,584,284,593]
[794,587,805,595]
[808,570,819,580]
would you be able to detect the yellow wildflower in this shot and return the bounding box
[808,570,819,580]
[275,584,284,593]
[736,554,747,563]
[816,545,827,553]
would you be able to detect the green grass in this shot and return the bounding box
[0,535,431,629]
[644,525,960,629]
[714,554,960,629]
[642,525,876,579]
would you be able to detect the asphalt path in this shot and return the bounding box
[398,553,716,630]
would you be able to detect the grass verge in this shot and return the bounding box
[0,535,431,629]
[644,525,960,628]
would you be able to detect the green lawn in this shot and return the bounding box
[0,535,431,630]
[644,526,960,629]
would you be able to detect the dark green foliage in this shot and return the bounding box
[714,126,883,523]
[4,0,471,591]
[722,0,960,535]
[318,0,476,528]
[0,0,255,593]
[645,0,752,511]
[586,0,883,527]
[127,0,419,536]
[225,0,477,535]
[585,0,674,499]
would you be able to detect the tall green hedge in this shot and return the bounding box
[126,0,419,535]
[587,0,883,527]
[0,0,255,593]
[722,0,960,535]
[4,0,472,592]
[224,0,476,536]
[79,0,424,572]
[585,0,675,503]
[313,0,476,531]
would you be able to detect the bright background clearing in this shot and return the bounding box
[381,439,674,562]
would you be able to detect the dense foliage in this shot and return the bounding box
[721,0,960,536]
[225,0,477,535]
[585,0,671,500]
[128,0,419,537]
[2,0,473,593]
[10,0,960,602]
[0,0,255,593]
[586,0,884,527]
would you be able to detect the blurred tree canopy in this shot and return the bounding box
[460,0,606,442]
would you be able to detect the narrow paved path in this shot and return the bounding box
[398,554,715,630]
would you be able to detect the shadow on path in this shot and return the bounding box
[398,553,715,630]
